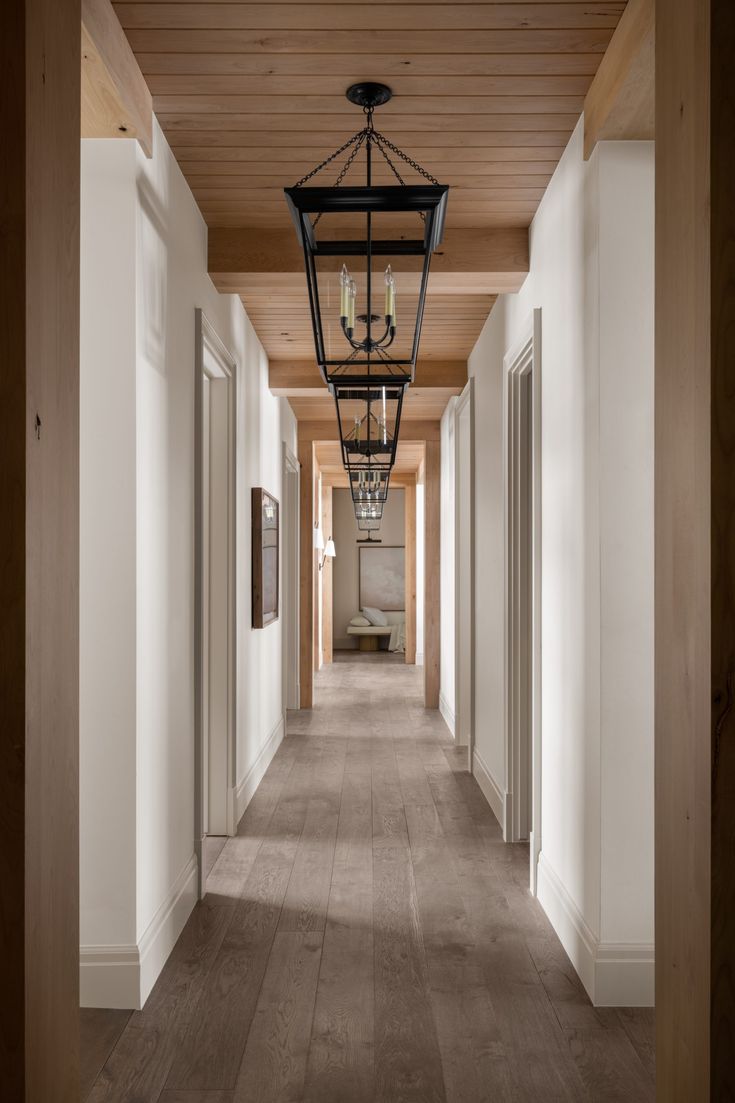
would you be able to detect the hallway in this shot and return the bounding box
[81,659,654,1102]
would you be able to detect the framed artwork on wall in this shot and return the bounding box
[359,545,405,611]
[252,487,279,628]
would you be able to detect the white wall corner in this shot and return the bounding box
[415,650,425,667]
[471,748,508,835]
[80,853,198,1010]
[439,690,456,737]
[235,715,284,826]
[536,853,654,1007]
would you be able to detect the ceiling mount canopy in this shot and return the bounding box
[284,83,449,389]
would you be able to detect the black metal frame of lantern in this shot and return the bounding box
[350,468,390,507]
[283,82,449,390]
[334,380,404,480]
[354,499,385,523]
[356,515,382,532]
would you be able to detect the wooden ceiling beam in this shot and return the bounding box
[298,419,440,443]
[269,359,467,397]
[583,0,654,160]
[82,0,153,155]
[209,226,529,296]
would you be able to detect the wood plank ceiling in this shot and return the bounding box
[113,1,626,411]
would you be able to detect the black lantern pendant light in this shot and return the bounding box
[350,468,390,507]
[335,381,404,476]
[284,82,449,388]
[354,499,385,524]
[356,515,382,532]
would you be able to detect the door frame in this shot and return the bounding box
[454,379,475,769]
[502,309,542,890]
[282,442,301,716]
[194,309,237,898]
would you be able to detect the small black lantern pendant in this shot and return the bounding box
[284,83,449,388]
[350,467,391,508]
[334,381,404,476]
[354,499,385,524]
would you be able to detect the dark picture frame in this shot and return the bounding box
[252,487,279,628]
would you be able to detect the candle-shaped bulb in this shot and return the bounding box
[384,265,395,321]
[347,279,357,331]
[354,415,361,445]
[340,264,350,319]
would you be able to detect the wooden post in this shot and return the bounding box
[655,1,735,1097]
[1,0,80,1097]
[321,484,333,664]
[405,478,417,664]
[298,440,315,708]
[424,441,441,707]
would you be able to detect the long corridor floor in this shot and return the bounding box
[81,657,655,1102]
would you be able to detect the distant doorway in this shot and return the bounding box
[503,310,542,890]
[194,311,236,898]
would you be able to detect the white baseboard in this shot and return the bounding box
[80,853,198,1010]
[439,691,456,737]
[536,852,654,1007]
[235,715,284,826]
[415,650,424,666]
[471,748,507,834]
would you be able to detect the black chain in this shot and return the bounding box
[372,135,407,186]
[371,128,440,186]
[292,113,439,233]
[293,127,368,188]
[312,131,368,228]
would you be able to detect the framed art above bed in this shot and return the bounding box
[359,545,405,612]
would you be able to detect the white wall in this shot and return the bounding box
[440,400,456,730]
[80,121,296,1009]
[457,122,654,1005]
[332,488,405,649]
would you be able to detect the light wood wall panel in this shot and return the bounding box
[654,0,735,1098]
[405,480,417,665]
[299,440,315,707]
[424,440,441,708]
[1,0,80,1097]
[321,484,333,665]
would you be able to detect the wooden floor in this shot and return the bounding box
[81,658,655,1102]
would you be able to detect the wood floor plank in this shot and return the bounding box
[615,1007,656,1083]
[86,903,233,1103]
[303,926,374,1103]
[159,1092,234,1102]
[233,932,323,1103]
[165,838,304,1090]
[373,845,447,1102]
[564,1025,655,1102]
[277,801,340,932]
[302,758,374,1101]
[427,959,515,1103]
[80,1009,133,1101]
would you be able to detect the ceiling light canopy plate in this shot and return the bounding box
[346,82,393,109]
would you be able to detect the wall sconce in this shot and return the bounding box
[319,538,336,571]
[313,524,325,551]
